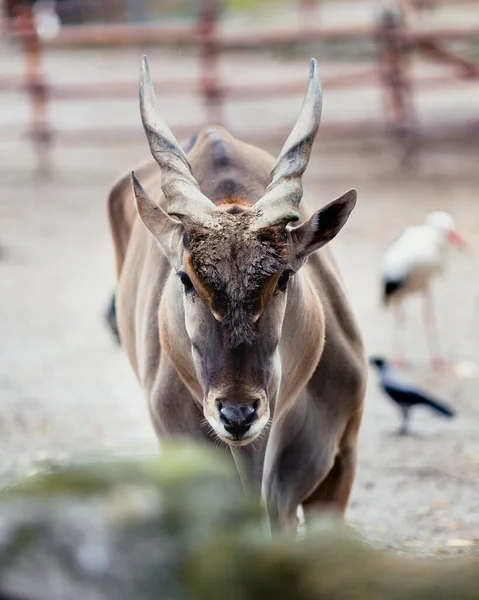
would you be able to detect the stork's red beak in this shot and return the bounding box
[448,230,467,252]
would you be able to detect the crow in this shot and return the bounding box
[369,356,456,434]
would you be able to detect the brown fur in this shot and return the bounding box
[108,126,367,528]
[185,218,287,348]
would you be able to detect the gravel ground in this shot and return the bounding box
[2,42,479,555]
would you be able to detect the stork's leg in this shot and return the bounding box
[422,288,446,370]
[392,302,406,368]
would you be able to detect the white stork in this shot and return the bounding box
[381,211,466,369]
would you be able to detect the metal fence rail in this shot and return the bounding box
[1,0,478,169]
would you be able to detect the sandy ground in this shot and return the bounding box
[2,39,479,556]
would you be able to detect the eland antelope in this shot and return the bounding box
[108,56,366,528]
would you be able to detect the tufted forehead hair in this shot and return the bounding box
[184,209,288,348]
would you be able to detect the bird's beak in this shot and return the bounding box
[448,230,468,252]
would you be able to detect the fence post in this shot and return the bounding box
[18,3,51,173]
[197,0,222,128]
[375,6,417,166]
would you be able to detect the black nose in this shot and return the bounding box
[218,403,258,438]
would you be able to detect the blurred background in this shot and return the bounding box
[1,0,479,554]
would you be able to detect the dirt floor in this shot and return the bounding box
[2,41,479,556]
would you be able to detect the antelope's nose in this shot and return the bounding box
[218,402,258,438]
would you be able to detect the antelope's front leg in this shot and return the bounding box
[261,458,311,533]
[261,403,353,532]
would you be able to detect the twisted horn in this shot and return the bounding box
[138,55,219,226]
[250,59,322,230]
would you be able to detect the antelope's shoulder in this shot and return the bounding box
[188,126,274,205]
[308,249,363,345]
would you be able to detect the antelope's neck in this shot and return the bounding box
[277,271,325,414]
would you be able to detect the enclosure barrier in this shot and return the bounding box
[1,0,478,169]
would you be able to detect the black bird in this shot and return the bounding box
[369,357,456,434]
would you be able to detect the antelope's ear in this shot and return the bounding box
[288,189,357,270]
[131,171,184,271]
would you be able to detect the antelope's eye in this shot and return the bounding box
[179,272,194,292]
[277,270,291,292]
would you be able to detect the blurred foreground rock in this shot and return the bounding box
[0,443,478,600]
